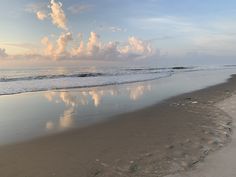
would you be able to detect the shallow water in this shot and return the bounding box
[0,65,234,95]
[0,69,236,145]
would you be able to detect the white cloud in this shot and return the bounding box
[41,32,73,60]
[41,31,154,60]
[70,32,154,60]
[56,32,73,54]
[36,11,47,20]
[23,0,156,61]
[25,2,49,21]
[120,36,154,58]
[41,37,54,57]
[87,32,100,55]
[49,0,67,30]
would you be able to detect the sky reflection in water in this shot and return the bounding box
[43,83,152,132]
[0,69,236,145]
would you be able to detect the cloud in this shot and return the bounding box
[73,32,154,59]
[25,2,49,20]
[120,36,154,57]
[41,31,154,60]
[71,32,100,57]
[68,4,93,14]
[36,11,47,20]
[56,32,73,54]
[49,0,67,30]
[41,32,73,59]
[87,32,100,55]
[23,0,156,61]
[41,37,54,57]
[0,48,8,58]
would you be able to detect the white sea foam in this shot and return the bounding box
[0,65,235,95]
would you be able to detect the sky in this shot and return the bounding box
[1,0,236,67]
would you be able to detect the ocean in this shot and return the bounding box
[0,65,235,96]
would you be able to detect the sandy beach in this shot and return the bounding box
[167,87,236,177]
[2,0,236,176]
[0,74,235,177]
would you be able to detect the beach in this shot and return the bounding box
[168,87,236,177]
[2,0,236,176]
[0,71,236,177]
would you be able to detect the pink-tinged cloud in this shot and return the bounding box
[41,32,73,60]
[120,37,153,56]
[41,31,154,60]
[71,32,154,60]
[36,11,47,20]
[49,0,67,30]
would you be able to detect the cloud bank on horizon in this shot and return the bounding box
[0,0,155,62]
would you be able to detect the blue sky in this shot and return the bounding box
[0,0,236,66]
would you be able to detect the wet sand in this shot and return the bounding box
[0,76,236,177]
[167,93,236,177]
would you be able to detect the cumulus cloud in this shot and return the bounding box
[29,0,155,61]
[49,0,67,30]
[41,37,54,57]
[120,37,153,56]
[41,31,154,60]
[70,32,154,60]
[71,32,100,57]
[41,32,73,59]
[36,11,47,20]
[87,32,100,55]
[0,48,8,58]
[25,2,49,21]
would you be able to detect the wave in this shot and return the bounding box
[0,72,172,96]
[0,67,175,83]
[0,73,104,82]
[0,65,235,96]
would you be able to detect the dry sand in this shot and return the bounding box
[0,76,236,177]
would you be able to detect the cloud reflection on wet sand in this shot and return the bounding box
[44,83,152,131]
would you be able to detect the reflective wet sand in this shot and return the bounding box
[0,70,235,177]
[0,69,236,145]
